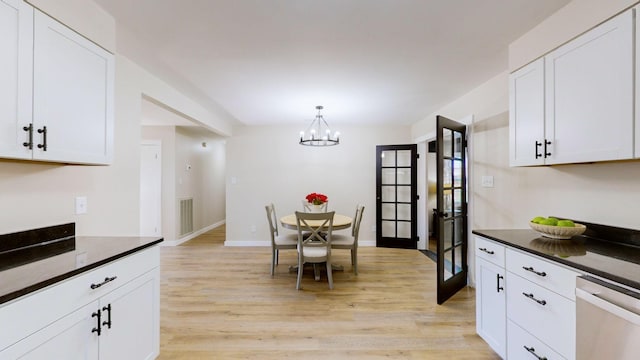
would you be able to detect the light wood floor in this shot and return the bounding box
[158,225,500,359]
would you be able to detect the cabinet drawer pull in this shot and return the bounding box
[496,274,504,292]
[37,126,47,151]
[522,266,546,277]
[524,345,547,360]
[90,276,118,290]
[535,141,542,159]
[478,247,494,255]
[91,310,102,336]
[522,292,547,306]
[23,124,33,149]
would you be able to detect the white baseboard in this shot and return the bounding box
[161,220,226,246]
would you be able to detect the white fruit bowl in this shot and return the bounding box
[529,222,586,239]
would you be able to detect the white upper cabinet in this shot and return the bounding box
[545,9,633,165]
[509,8,634,166]
[0,0,33,160]
[33,10,114,164]
[0,2,114,165]
[509,58,545,166]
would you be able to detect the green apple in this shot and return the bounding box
[557,220,575,227]
[539,218,556,226]
[531,216,545,224]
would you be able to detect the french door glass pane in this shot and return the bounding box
[397,186,411,202]
[444,250,453,280]
[382,151,395,166]
[381,186,395,202]
[454,189,462,215]
[444,189,452,214]
[397,204,411,220]
[397,169,411,185]
[454,245,463,275]
[381,169,395,184]
[453,159,462,187]
[443,220,452,250]
[397,150,411,167]
[454,131,463,159]
[382,220,395,237]
[443,129,452,157]
[397,222,411,238]
[443,160,452,187]
[382,204,396,219]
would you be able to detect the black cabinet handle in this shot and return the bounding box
[37,126,47,151]
[91,310,102,336]
[544,140,551,158]
[524,345,547,360]
[522,292,547,306]
[535,141,542,159]
[478,247,494,255]
[90,276,118,290]
[522,266,546,277]
[22,124,33,149]
[496,274,504,292]
[102,304,112,329]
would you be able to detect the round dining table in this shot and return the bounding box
[279,213,352,231]
[279,213,353,278]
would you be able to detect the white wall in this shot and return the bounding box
[175,128,226,235]
[509,0,637,71]
[225,124,411,245]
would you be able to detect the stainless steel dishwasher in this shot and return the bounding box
[575,276,640,360]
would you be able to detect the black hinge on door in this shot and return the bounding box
[416,153,420,159]
[416,195,420,200]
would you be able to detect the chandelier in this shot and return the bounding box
[299,105,340,146]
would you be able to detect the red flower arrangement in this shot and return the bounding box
[305,192,328,205]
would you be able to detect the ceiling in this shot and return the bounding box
[95,0,571,129]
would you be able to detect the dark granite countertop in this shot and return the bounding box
[0,236,163,305]
[472,229,640,291]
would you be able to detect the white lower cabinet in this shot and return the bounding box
[475,236,581,359]
[0,247,159,360]
[476,257,506,358]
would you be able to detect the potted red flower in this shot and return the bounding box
[305,192,328,205]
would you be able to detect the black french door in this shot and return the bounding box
[436,115,468,304]
[376,144,418,249]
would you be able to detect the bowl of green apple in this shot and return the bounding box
[529,217,586,239]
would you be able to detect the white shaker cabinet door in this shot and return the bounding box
[0,0,33,160]
[545,9,633,165]
[476,257,506,358]
[33,10,114,164]
[509,58,545,167]
[99,268,160,360]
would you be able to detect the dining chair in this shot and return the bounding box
[331,205,364,275]
[265,203,297,276]
[294,211,335,290]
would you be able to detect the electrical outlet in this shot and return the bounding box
[75,196,87,214]
[371,225,376,232]
[250,225,256,233]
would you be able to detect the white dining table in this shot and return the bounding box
[279,213,352,231]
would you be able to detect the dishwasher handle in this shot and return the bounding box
[576,288,640,326]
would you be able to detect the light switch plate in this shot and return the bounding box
[75,196,87,214]
[481,176,494,188]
